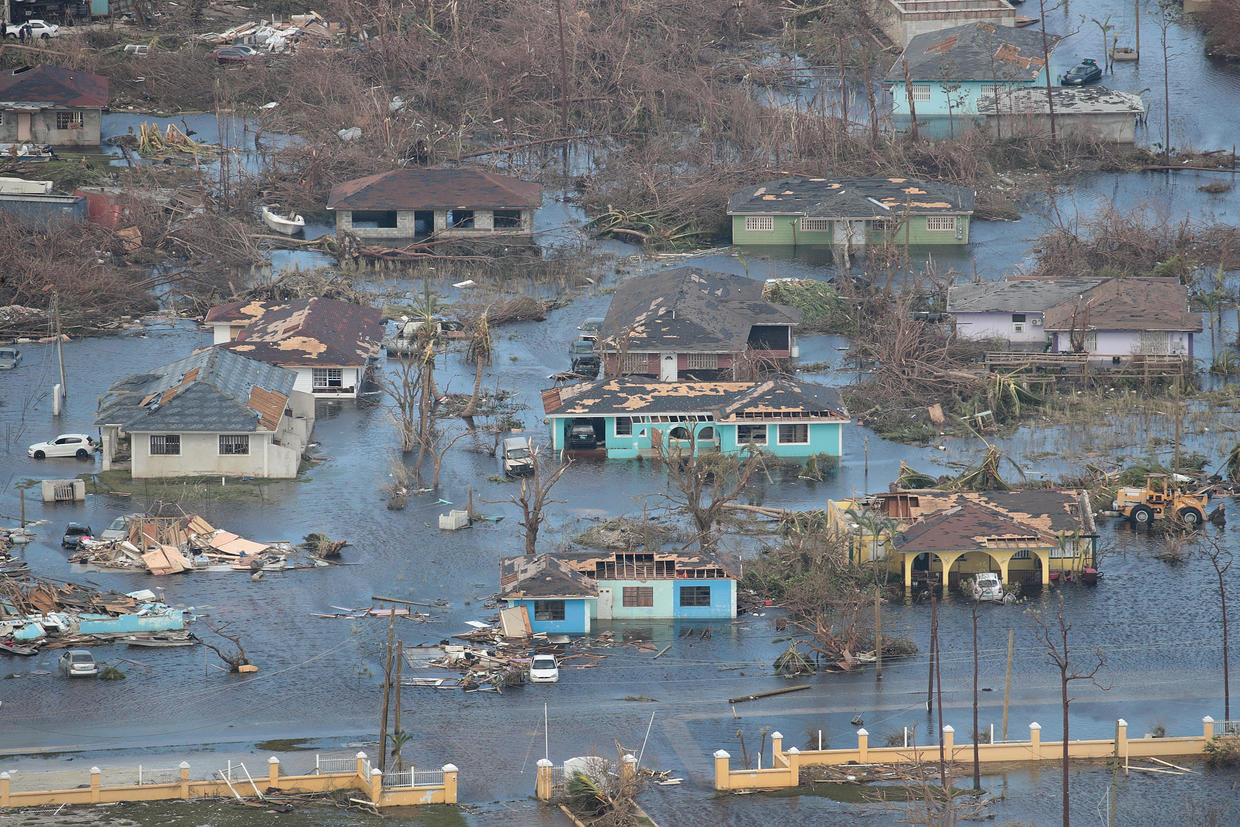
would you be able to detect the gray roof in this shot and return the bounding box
[542,376,849,421]
[601,267,800,353]
[977,85,1146,116]
[728,176,974,219]
[95,348,295,432]
[947,279,1104,314]
[887,22,1062,83]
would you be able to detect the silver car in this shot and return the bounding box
[58,649,99,677]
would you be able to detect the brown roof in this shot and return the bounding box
[893,500,1056,554]
[205,300,275,325]
[0,65,109,108]
[870,489,1095,536]
[326,168,541,212]
[217,298,383,368]
[1041,277,1202,333]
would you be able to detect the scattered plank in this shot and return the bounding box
[653,644,671,660]
[728,685,811,704]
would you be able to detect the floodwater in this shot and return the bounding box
[3,16,1240,827]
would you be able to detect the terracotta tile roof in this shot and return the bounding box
[217,297,384,367]
[1040,277,1202,333]
[0,64,109,108]
[326,168,541,212]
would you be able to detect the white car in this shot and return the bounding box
[5,20,60,38]
[58,649,98,677]
[28,433,96,459]
[529,654,560,683]
[971,572,1004,603]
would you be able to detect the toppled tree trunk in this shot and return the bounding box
[199,621,252,672]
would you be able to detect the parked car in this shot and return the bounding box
[4,20,60,38]
[27,433,96,459]
[502,436,535,477]
[970,572,1004,603]
[100,513,140,541]
[1061,59,1102,86]
[568,420,598,450]
[0,345,19,369]
[58,649,98,677]
[569,339,600,377]
[529,654,560,683]
[210,45,259,64]
[62,522,93,549]
[577,318,605,341]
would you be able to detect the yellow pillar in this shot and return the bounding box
[935,552,964,597]
[785,746,800,784]
[942,726,955,761]
[620,754,636,785]
[902,553,915,591]
[857,728,869,762]
[1,771,10,807]
[369,768,382,804]
[268,756,280,789]
[442,764,459,804]
[995,551,1012,587]
[90,767,102,803]
[179,762,190,800]
[536,758,554,800]
[713,750,731,791]
[1204,715,1216,739]
[1029,723,1042,759]
[1035,550,1051,586]
[770,732,783,762]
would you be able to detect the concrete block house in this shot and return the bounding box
[977,86,1147,144]
[326,168,540,243]
[542,376,849,460]
[947,278,1105,348]
[874,0,1018,48]
[728,176,974,250]
[95,348,315,479]
[0,65,109,148]
[599,267,801,381]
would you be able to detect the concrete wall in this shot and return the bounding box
[129,431,301,479]
[1050,329,1192,357]
[506,597,593,635]
[732,213,969,246]
[335,208,534,241]
[876,0,1018,47]
[982,110,1140,143]
[0,107,103,147]
[953,310,1049,344]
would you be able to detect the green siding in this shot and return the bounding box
[732,213,969,246]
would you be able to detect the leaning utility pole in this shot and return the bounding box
[378,611,396,772]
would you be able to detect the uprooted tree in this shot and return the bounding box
[198,620,251,672]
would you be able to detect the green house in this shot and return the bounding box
[728,176,974,249]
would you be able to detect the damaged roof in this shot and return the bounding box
[499,555,599,599]
[886,22,1062,83]
[94,348,294,433]
[204,299,276,325]
[326,168,541,212]
[1041,277,1202,333]
[872,488,1096,537]
[729,176,974,218]
[216,297,384,367]
[601,267,800,352]
[977,85,1146,116]
[893,499,1058,554]
[947,278,1104,314]
[0,64,109,108]
[542,376,848,421]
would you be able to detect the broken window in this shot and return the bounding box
[449,209,475,229]
[533,600,566,621]
[621,353,649,374]
[218,434,249,455]
[493,209,522,229]
[413,210,434,236]
[748,325,790,351]
[56,111,83,130]
[622,586,654,608]
[350,210,398,229]
[149,434,180,455]
[679,586,711,607]
[777,423,809,445]
[313,368,344,389]
[736,424,767,445]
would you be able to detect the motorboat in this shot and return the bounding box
[261,205,306,236]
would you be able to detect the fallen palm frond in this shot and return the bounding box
[137,122,219,157]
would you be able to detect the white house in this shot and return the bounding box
[947,278,1103,347]
[1042,277,1201,360]
[95,348,315,479]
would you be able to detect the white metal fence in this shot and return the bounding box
[1221,719,1240,735]
[314,755,358,775]
[135,765,183,785]
[381,768,445,789]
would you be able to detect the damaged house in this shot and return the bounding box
[326,168,540,243]
[729,176,974,249]
[598,267,801,380]
[95,348,315,479]
[541,376,849,460]
[210,297,384,399]
[0,64,109,147]
[499,549,738,635]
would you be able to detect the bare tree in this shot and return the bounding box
[1156,0,1177,164]
[1200,535,1233,720]
[654,430,764,552]
[198,621,251,672]
[377,353,426,453]
[497,449,572,555]
[1028,596,1107,827]
[421,425,472,489]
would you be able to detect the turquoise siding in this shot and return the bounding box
[718,421,843,459]
[672,579,737,619]
[891,74,1048,116]
[76,608,187,635]
[505,598,593,635]
[551,416,845,460]
[600,578,735,620]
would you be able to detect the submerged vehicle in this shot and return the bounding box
[1113,473,1208,528]
[502,436,535,477]
[58,649,98,677]
[569,339,600,377]
[970,572,1004,603]
[0,346,19,369]
[1061,59,1102,86]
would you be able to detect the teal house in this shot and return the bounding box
[887,22,1062,120]
[728,176,974,249]
[542,376,849,461]
[500,551,738,635]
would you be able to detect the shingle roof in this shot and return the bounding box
[1041,277,1202,333]
[0,64,109,108]
[542,376,848,420]
[204,299,274,325]
[326,168,541,212]
[947,278,1104,314]
[216,297,384,367]
[499,555,599,600]
[728,176,974,218]
[893,500,1057,554]
[601,267,800,353]
[95,348,294,432]
[875,489,1096,537]
[886,22,1062,83]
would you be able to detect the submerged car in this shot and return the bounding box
[569,339,600,377]
[1061,59,1102,86]
[567,420,598,450]
[58,649,98,677]
[577,318,605,341]
[27,433,96,459]
[529,654,560,683]
[971,572,1004,603]
[0,346,19,369]
[100,513,140,541]
[62,522,93,549]
[502,436,535,477]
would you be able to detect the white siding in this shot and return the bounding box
[953,311,1049,345]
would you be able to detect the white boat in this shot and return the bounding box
[261,205,305,236]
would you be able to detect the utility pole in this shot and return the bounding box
[935,605,946,791]
[1135,0,1141,61]
[52,290,67,411]
[378,610,395,772]
[926,593,937,713]
[393,637,403,765]
[1002,628,1014,741]
[874,588,883,681]
[972,604,981,790]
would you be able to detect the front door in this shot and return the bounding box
[596,587,612,620]
[17,113,31,142]
[660,353,677,382]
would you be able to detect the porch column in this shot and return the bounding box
[1204,716,1216,739]
[1034,549,1051,586]
[902,553,915,591]
[713,750,731,791]
[995,551,1013,587]
[442,764,459,803]
[934,552,964,598]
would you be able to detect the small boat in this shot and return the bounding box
[261,205,305,236]
[0,639,39,656]
[1013,15,1039,27]
[125,632,196,647]
[1111,46,1138,62]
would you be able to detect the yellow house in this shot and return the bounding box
[827,489,1097,596]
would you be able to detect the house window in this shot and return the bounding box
[744,215,775,232]
[1012,314,1026,323]
[1012,550,1031,560]
[1139,331,1170,355]
[218,434,250,455]
[685,353,718,370]
[493,209,522,229]
[800,217,831,232]
[56,111,84,130]
[149,434,180,455]
[777,423,809,444]
[350,210,398,229]
[698,426,715,441]
[449,209,475,228]
[680,585,711,607]
[669,426,691,440]
[620,353,648,374]
[926,216,957,232]
[622,586,654,608]
[313,368,343,389]
[532,600,566,621]
[911,84,932,102]
[736,424,767,445]
[615,417,632,436]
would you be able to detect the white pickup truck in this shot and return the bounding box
[4,20,60,39]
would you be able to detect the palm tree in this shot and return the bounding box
[462,309,492,419]
[389,728,414,772]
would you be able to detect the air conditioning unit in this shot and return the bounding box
[1031,317,1043,326]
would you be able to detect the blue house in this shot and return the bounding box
[500,550,739,635]
[887,22,1062,121]
[542,376,849,461]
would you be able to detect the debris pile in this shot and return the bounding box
[0,577,188,649]
[194,12,347,53]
